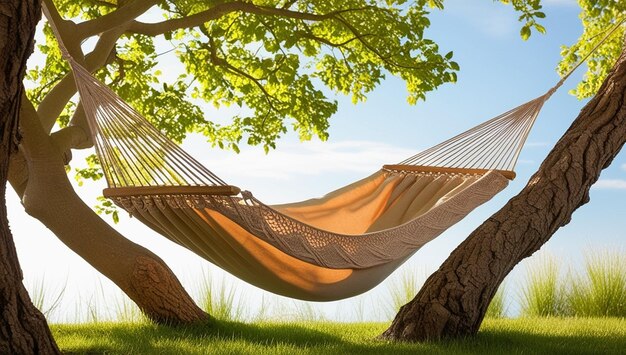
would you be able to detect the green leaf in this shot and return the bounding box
[520,26,532,41]
[534,23,546,34]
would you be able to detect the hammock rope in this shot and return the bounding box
[40,2,626,301]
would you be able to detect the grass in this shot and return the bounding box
[518,249,626,318]
[385,270,423,319]
[52,317,626,354]
[30,248,626,353]
[519,255,566,317]
[196,269,246,321]
[485,283,507,318]
[27,276,66,320]
[566,250,626,317]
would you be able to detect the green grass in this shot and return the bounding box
[485,283,507,318]
[196,269,246,321]
[566,250,626,317]
[518,249,626,318]
[519,255,567,317]
[385,270,424,319]
[52,317,626,354]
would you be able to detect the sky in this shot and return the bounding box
[7,0,626,322]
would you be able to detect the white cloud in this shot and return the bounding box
[206,140,415,180]
[594,179,626,190]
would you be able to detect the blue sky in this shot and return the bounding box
[8,0,626,321]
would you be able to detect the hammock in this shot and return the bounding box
[41,5,612,301]
[80,62,533,300]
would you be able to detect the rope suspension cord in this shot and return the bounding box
[396,17,626,176]
[41,1,236,192]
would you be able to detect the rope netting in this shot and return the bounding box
[71,58,228,188]
[398,94,548,172]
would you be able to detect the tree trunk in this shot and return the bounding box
[14,98,209,325]
[0,0,61,353]
[382,41,626,341]
[3,3,208,327]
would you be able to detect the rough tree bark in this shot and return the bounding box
[383,40,626,341]
[16,98,208,325]
[0,0,61,353]
[3,0,209,325]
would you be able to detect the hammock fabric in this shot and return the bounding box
[41,4,593,301]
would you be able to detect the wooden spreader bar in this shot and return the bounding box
[383,165,516,180]
[103,185,242,198]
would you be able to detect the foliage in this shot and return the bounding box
[557,0,626,99]
[499,0,547,40]
[94,196,120,223]
[27,0,460,155]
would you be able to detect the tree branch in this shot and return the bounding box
[295,29,373,48]
[42,0,83,60]
[37,27,124,133]
[127,2,373,37]
[206,39,279,113]
[333,14,421,71]
[75,0,157,39]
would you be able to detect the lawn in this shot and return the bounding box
[53,317,626,354]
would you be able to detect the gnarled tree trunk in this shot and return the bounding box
[4,0,208,327]
[383,41,626,341]
[15,98,208,325]
[0,0,60,353]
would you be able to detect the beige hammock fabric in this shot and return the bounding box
[106,170,508,300]
[41,3,574,301]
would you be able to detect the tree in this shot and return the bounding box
[0,0,61,353]
[11,0,463,324]
[382,1,626,341]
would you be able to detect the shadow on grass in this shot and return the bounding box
[55,318,626,354]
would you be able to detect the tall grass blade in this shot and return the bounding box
[485,283,507,318]
[386,270,423,320]
[197,268,246,321]
[26,276,67,322]
[567,249,626,317]
[519,254,566,317]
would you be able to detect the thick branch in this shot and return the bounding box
[37,28,123,133]
[75,0,157,39]
[127,2,371,36]
[42,0,83,59]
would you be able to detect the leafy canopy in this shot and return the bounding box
[557,0,626,99]
[28,0,462,153]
